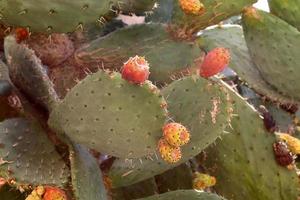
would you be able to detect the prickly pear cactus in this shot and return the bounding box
[4,36,59,111]
[1,0,300,199]
[69,143,108,200]
[48,70,167,158]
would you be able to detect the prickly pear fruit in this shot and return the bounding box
[199,47,230,78]
[15,28,29,43]
[162,122,190,147]
[43,187,67,200]
[277,133,300,155]
[158,139,182,163]
[193,172,216,190]
[121,56,150,84]
[178,0,205,15]
[273,141,294,167]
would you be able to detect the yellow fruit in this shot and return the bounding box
[193,172,216,190]
[158,139,182,163]
[163,123,190,147]
[178,0,205,15]
[277,133,300,154]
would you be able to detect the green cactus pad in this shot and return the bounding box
[197,25,294,104]
[48,70,167,158]
[203,86,299,200]
[135,190,226,200]
[268,0,300,30]
[4,36,59,111]
[0,118,69,187]
[75,23,203,84]
[69,143,107,200]
[109,76,231,188]
[242,8,300,102]
[0,0,117,33]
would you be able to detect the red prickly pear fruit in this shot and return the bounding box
[199,47,230,78]
[163,122,190,147]
[158,139,182,163]
[43,186,67,200]
[273,141,294,167]
[121,56,150,84]
[15,28,29,43]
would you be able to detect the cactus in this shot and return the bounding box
[4,36,59,111]
[48,70,167,158]
[1,0,300,199]
[69,143,108,200]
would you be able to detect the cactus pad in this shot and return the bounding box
[0,0,117,33]
[242,8,300,102]
[0,118,69,187]
[69,143,107,200]
[4,36,59,111]
[48,70,167,158]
